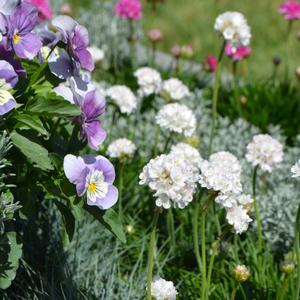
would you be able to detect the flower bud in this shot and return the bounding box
[233,265,250,282]
[280,260,295,274]
[60,3,73,16]
[272,55,281,66]
[170,45,181,59]
[126,225,135,235]
[240,96,248,105]
[181,44,194,59]
[296,66,300,80]
[148,29,163,43]
[186,135,200,148]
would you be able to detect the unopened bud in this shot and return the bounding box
[233,265,250,282]
[148,29,163,43]
[170,45,181,59]
[181,45,194,59]
[272,55,281,66]
[60,4,73,16]
[280,260,295,274]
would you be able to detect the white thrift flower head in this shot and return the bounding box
[150,277,178,300]
[226,205,252,234]
[107,138,136,160]
[139,153,198,209]
[106,85,137,114]
[246,134,284,173]
[199,151,242,194]
[215,193,253,209]
[134,67,162,97]
[214,11,251,49]
[161,78,190,101]
[291,160,300,178]
[88,46,105,63]
[156,103,196,137]
[170,143,202,172]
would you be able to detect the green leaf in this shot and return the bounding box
[54,200,75,245]
[26,95,81,117]
[11,131,53,171]
[84,206,126,243]
[13,114,49,137]
[0,232,22,290]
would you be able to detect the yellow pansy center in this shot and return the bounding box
[13,33,20,44]
[88,182,96,192]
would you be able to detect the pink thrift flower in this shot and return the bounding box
[225,44,251,61]
[205,55,218,73]
[25,0,52,20]
[279,1,300,20]
[115,0,142,21]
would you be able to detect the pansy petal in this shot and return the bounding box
[83,120,107,150]
[76,167,89,196]
[82,90,106,120]
[63,154,86,184]
[0,60,18,89]
[52,15,77,37]
[48,49,73,79]
[87,185,118,209]
[13,32,42,60]
[0,91,16,115]
[94,156,116,184]
[0,0,19,15]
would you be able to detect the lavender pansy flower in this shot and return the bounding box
[0,60,18,89]
[55,79,107,150]
[0,89,16,116]
[52,15,94,72]
[63,154,118,209]
[3,2,42,60]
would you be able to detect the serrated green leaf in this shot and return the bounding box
[13,114,49,136]
[11,131,53,171]
[26,96,81,117]
[0,232,22,290]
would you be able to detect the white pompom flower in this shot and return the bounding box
[226,205,252,234]
[149,277,178,300]
[107,138,136,160]
[199,151,242,195]
[139,153,199,209]
[246,134,284,173]
[214,11,251,49]
[161,78,190,101]
[106,85,137,115]
[156,103,196,137]
[291,160,300,178]
[88,46,105,63]
[134,67,162,97]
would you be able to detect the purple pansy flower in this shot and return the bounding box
[54,79,107,150]
[51,16,92,66]
[2,2,42,60]
[0,60,18,89]
[52,15,94,72]
[0,89,17,116]
[64,154,118,209]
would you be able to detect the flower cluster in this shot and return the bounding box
[161,78,190,101]
[199,151,252,234]
[139,152,199,209]
[106,85,137,114]
[150,277,178,300]
[279,0,300,20]
[246,134,284,173]
[114,0,142,21]
[107,138,136,160]
[134,67,162,96]
[214,11,251,49]
[156,103,196,137]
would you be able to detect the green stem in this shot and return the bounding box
[279,275,289,300]
[118,162,125,219]
[201,210,207,300]
[294,202,300,300]
[253,166,263,284]
[147,210,160,300]
[193,201,202,273]
[153,125,160,157]
[206,242,218,300]
[231,286,237,300]
[167,208,176,251]
[208,41,225,155]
